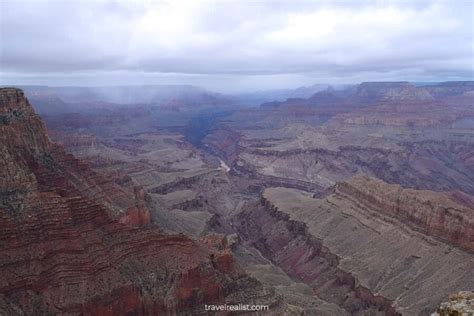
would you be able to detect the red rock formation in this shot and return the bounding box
[254,81,474,128]
[355,81,434,102]
[201,234,236,274]
[204,127,241,165]
[117,187,152,226]
[0,88,272,314]
[235,196,400,316]
[336,175,474,252]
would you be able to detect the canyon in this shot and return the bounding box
[1,82,473,315]
[0,88,283,314]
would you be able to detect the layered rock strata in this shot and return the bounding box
[0,88,279,314]
[336,175,474,252]
[254,177,474,314]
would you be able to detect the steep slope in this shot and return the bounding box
[250,176,474,315]
[336,175,474,252]
[235,197,401,316]
[0,88,278,314]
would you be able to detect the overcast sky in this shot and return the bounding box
[1,0,473,92]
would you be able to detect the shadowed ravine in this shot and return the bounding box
[183,109,234,148]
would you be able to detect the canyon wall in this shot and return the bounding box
[336,175,474,252]
[0,88,280,314]
[16,81,474,315]
[255,177,474,315]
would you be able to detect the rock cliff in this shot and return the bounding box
[0,88,277,314]
[235,195,401,316]
[336,175,474,252]
[256,179,474,314]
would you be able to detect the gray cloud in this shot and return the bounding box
[1,0,473,92]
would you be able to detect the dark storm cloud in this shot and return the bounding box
[0,0,473,92]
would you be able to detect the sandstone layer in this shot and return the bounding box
[257,176,474,315]
[0,88,280,314]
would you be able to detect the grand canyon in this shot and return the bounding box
[0,80,472,315]
[1,0,473,315]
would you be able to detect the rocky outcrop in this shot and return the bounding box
[0,88,52,155]
[258,184,474,315]
[204,127,241,165]
[254,82,473,128]
[0,88,279,314]
[232,158,327,192]
[433,291,474,316]
[149,173,206,194]
[355,82,434,102]
[423,81,474,98]
[235,196,400,316]
[117,187,152,226]
[330,82,474,127]
[331,100,472,127]
[231,138,474,196]
[336,175,474,252]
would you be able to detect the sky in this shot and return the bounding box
[0,0,473,93]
